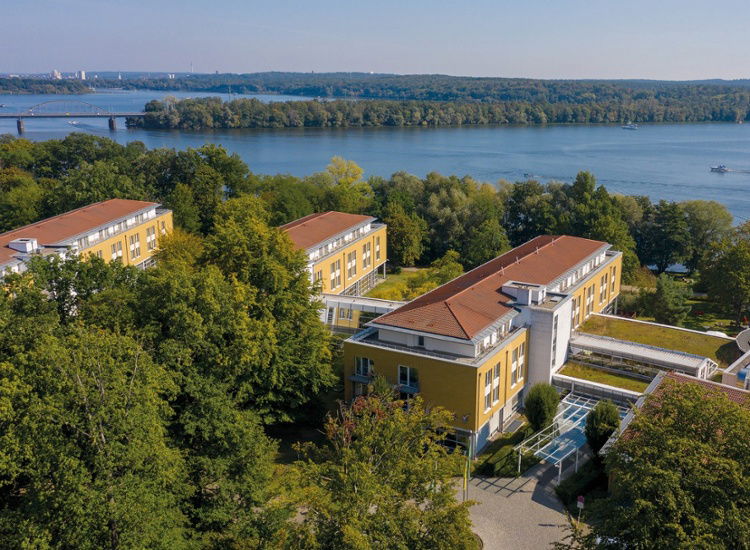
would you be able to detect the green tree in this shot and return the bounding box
[592,380,750,548]
[191,196,335,422]
[463,218,510,268]
[524,383,559,432]
[0,327,191,549]
[383,202,427,266]
[649,274,692,326]
[642,200,692,274]
[504,180,556,245]
[0,168,46,231]
[584,400,620,455]
[167,182,202,233]
[705,237,750,324]
[286,395,477,549]
[680,200,733,273]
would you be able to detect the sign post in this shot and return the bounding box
[576,495,585,525]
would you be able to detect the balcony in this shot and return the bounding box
[350,325,528,366]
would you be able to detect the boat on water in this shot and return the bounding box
[68,121,80,126]
[621,123,639,130]
[710,165,729,173]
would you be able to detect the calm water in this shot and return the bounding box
[2,90,750,221]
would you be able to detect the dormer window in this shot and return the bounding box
[417,335,425,347]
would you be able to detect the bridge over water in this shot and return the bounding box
[0,100,146,133]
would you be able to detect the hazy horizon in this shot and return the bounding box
[5,0,750,80]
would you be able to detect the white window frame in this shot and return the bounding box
[399,365,419,390]
[355,357,373,377]
[492,363,500,404]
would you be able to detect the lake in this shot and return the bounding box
[2,89,750,221]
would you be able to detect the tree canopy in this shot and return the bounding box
[592,379,750,549]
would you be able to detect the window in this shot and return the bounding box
[95,250,103,259]
[571,296,581,328]
[129,234,141,259]
[417,335,425,347]
[355,357,374,377]
[362,242,372,269]
[511,348,519,386]
[585,284,595,316]
[330,260,341,289]
[160,220,167,235]
[375,236,381,261]
[551,315,559,367]
[347,251,357,278]
[484,370,492,411]
[354,382,367,396]
[599,274,608,305]
[146,226,157,250]
[110,241,123,261]
[314,270,323,283]
[611,267,617,293]
[519,342,526,380]
[339,308,353,321]
[492,363,500,403]
[399,365,419,390]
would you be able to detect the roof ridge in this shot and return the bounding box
[443,301,471,339]
[0,199,155,239]
[444,236,560,305]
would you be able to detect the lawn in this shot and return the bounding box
[473,423,539,477]
[626,293,740,336]
[366,268,426,300]
[580,315,740,367]
[559,362,649,393]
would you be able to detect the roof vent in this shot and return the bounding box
[8,238,38,254]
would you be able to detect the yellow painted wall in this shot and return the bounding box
[344,328,528,433]
[314,225,387,295]
[569,254,622,327]
[84,211,173,267]
[476,329,529,429]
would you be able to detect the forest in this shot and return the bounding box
[0,77,90,95]
[103,72,750,103]
[1,133,749,548]
[130,92,750,130]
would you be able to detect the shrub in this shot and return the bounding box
[585,400,620,455]
[555,459,608,509]
[524,383,559,432]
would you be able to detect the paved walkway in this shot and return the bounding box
[461,463,569,550]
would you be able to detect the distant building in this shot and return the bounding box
[75,70,86,81]
[280,211,388,329]
[0,199,173,276]
[51,69,62,80]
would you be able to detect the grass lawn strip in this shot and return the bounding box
[580,315,739,367]
[559,362,649,393]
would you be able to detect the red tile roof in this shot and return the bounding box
[658,372,750,404]
[280,211,374,251]
[0,199,158,267]
[374,235,608,340]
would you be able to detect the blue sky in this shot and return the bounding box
[4,0,749,79]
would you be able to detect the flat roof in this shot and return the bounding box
[279,211,375,251]
[570,332,710,374]
[579,314,738,367]
[0,199,159,267]
[374,235,608,340]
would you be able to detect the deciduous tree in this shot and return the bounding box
[286,395,477,549]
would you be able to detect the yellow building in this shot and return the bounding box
[280,211,387,328]
[343,235,622,454]
[0,199,173,275]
